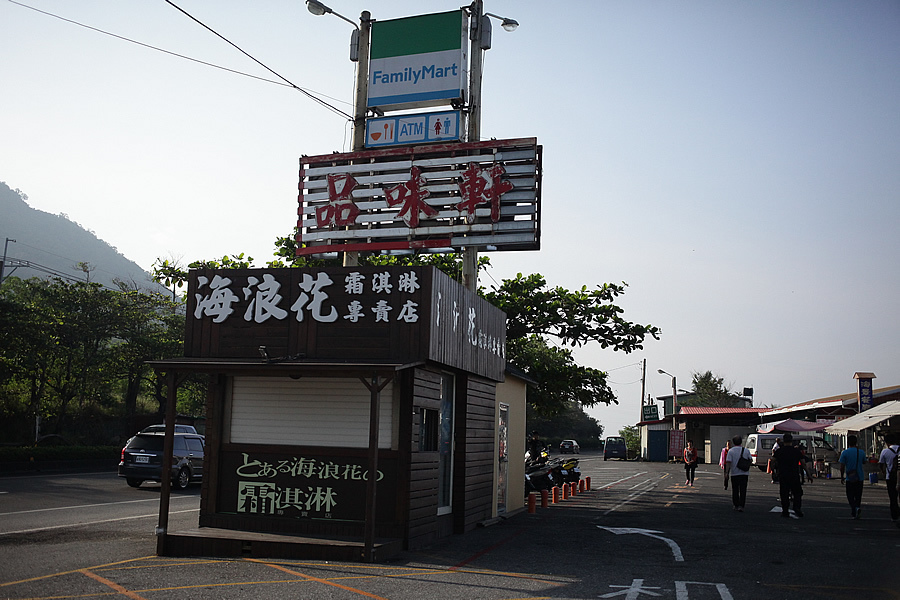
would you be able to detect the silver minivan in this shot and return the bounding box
[745,433,838,471]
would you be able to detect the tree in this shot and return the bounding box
[526,401,604,449]
[679,370,742,408]
[172,245,660,420]
[619,425,640,453]
[484,274,659,417]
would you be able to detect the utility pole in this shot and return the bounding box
[0,238,15,285]
[343,10,372,268]
[461,0,485,292]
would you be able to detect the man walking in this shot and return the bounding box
[724,435,751,512]
[877,433,899,522]
[773,433,808,517]
[839,435,866,519]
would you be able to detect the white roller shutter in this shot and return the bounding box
[230,376,393,448]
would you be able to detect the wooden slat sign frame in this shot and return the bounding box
[296,137,541,256]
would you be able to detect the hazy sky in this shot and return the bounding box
[2,0,898,437]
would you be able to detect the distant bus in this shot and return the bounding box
[604,436,627,460]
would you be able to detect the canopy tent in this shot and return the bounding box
[825,401,900,435]
[757,419,830,434]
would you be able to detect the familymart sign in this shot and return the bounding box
[367,10,468,111]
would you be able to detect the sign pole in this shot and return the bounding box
[462,0,484,291]
[344,11,372,268]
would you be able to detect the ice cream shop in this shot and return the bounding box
[150,265,526,562]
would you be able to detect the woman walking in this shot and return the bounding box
[684,440,698,486]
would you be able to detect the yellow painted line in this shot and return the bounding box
[246,557,391,600]
[80,569,149,600]
[0,556,156,588]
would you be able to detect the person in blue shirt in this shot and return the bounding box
[839,435,866,519]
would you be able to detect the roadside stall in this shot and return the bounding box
[150,265,523,562]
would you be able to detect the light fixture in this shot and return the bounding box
[484,12,518,32]
[306,0,329,16]
[306,0,358,29]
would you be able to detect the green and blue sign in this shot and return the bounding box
[368,10,467,111]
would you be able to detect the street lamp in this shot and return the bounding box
[305,0,372,267]
[484,12,519,31]
[658,369,678,423]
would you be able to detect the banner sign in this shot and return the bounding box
[297,137,541,256]
[368,10,467,111]
[365,110,461,148]
[858,377,874,412]
[186,266,507,381]
[668,430,685,458]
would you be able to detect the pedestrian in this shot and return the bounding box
[769,438,781,484]
[839,434,866,519]
[684,440,698,486]
[724,435,751,511]
[719,439,733,470]
[773,433,808,518]
[877,433,899,522]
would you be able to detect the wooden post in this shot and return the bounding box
[156,370,178,555]
[361,372,392,562]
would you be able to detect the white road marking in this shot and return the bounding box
[0,495,196,517]
[0,508,200,536]
[598,526,684,562]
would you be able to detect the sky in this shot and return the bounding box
[2,0,899,437]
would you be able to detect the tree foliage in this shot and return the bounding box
[526,401,605,449]
[169,234,660,422]
[679,370,742,407]
[619,425,640,453]
[484,273,659,417]
[0,277,195,444]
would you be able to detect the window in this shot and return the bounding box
[437,373,455,514]
[419,408,439,452]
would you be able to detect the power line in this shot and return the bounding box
[162,0,352,119]
[7,0,352,119]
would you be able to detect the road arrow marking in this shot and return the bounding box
[598,527,684,562]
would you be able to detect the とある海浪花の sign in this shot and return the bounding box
[367,10,468,111]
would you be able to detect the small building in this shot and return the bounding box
[150,266,525,561]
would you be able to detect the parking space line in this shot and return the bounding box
[81,569,149,600]
[246,557,391,600]
[0,556,156,588]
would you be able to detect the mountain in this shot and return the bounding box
[0,180,162,292]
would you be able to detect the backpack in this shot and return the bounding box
[891,446,899,483]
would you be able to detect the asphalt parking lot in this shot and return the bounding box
[2,456,899,599]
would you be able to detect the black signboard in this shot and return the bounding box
[218,449,399,524]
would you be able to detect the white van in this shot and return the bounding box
[744,433,839,471]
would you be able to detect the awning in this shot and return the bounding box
[825,401,900,435]
[758,419,829,433]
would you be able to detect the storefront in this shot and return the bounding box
[150,265,523,561]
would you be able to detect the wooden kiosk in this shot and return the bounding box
[151,265,521,561]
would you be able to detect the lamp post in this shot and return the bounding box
[306,0,371,267]
[658,369,678,426]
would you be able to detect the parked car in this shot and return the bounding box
[603,436,628,460]
[118,432,205,489]
[744,433,839,471]
[140,424,198,434]
[559,439,580,454]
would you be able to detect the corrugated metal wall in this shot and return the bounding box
[230,376,394,449]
